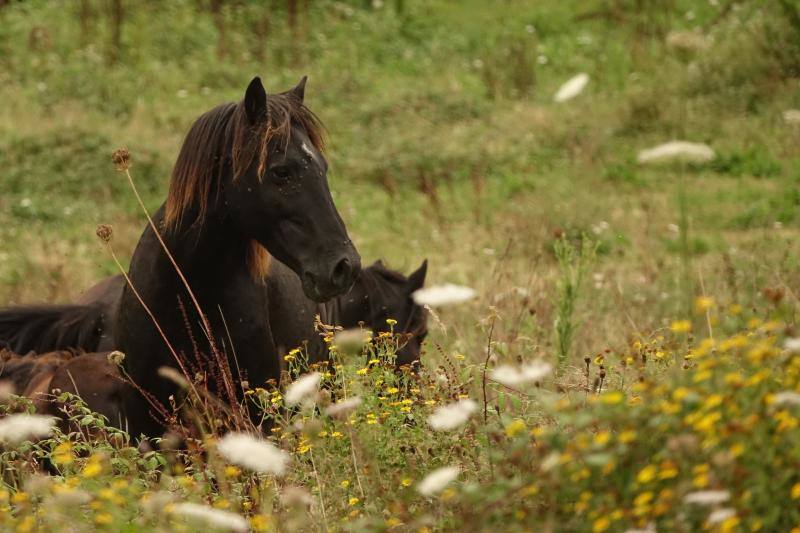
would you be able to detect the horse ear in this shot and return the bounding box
[244,76,267,123]
[407,259,428,292]
[291,75,307,102]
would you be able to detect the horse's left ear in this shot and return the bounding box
[407,259,428,292]
[291,75,307,102]
[244,76,267,124]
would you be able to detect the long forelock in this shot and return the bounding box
[165,92,325,232]
[240,93,326,181]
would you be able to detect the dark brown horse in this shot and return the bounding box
[1,77,361,439]
[2,257,428,368]
[0,350,126,429]
[0,258,428,430]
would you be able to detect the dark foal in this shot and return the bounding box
[1,77,361,439]
[268,259,429,367]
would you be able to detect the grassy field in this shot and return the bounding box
[1,0,799,531]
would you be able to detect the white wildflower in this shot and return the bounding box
[707,508,737,525]
[284,372,321,406]
[783,109,800,125]
[785,337,800,353]
[637,141,715,165]
[666,30,710,52]
[623,525,656,533]
[553,73,589,103]
[332,328,371,354]
[412,284,476,307]
[541,451,561,472]
[140,491,177,515]
[772,390,800,407]
[490,361,553,387]
[683,490,730,505]
[0,381,15,401]
[417,466,460,496]
[280,486,314,508]
[170,502,248,532]
[51,487,92,506]
[217,433,290,476]
[0,414,55,444]
[427,399,477,431]
[324,396,363,418]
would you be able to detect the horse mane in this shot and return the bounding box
[163,91,325,280]
[366,262,408,286]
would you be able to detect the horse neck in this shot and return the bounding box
[140,204,251,294]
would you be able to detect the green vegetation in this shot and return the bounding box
[1,0,799,531]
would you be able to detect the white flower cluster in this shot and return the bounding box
[427,399,477,431]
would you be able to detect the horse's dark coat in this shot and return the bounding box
[115,77,360,438]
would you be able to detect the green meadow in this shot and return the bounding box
[0,1,799,531]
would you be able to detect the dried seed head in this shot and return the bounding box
[106,350,125,366]
[112,148,131,171]
[96,224,113,243]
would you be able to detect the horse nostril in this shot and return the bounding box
[331,257,352,288]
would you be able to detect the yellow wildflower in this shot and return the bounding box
[94,513,113,525]
[694,296,715,313]
[593,431,611,446]
[52,441,73,466]
[592,517,610,532]
[634,491,653,507]
[250,514,272,532]
[670,320,692,333]
[348,497,360,506]
[505,419,527,438]
[82,456,103,478]
[636,464,657,484]
[659,463,678,479]
[600,391,624,405]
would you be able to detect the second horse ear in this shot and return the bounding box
[291,75,308,102]
[407,259,428,292]
[244,76,267,123]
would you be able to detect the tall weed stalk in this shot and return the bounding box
[553,235,595,370]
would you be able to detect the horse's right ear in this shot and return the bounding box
[407,259,428,292]
[244,76,267,123]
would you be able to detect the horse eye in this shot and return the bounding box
[272,167,291,181]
